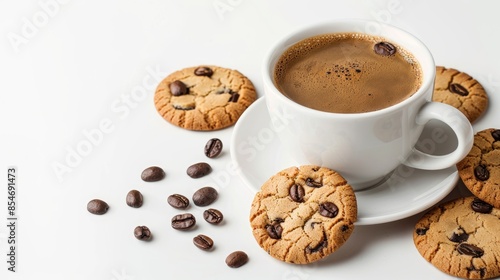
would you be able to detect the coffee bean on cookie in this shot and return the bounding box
[289,184,305,202]
[471,198,493,214]
[194,66,214,77]
[249,165,357,264]
[457,128,500,208]
[154,65,257,130]
[413,196,500,279]
[170,80,189,96]
[433,66,488,123]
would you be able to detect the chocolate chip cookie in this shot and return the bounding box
[413,196,500,279]
[154,65,257,130]
[249,165,357,264]
[457,128,500,208]
[433,66,488,123]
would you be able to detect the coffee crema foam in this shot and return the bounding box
[274,33,423,113]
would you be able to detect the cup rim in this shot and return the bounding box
[262,19,436,118]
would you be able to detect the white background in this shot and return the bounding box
[1,0,499,279]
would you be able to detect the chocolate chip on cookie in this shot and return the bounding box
[433,66,488,123]
[413,196,500,279]
[154,65,257,130]
[457,128,500,208]
[249,165,357,264]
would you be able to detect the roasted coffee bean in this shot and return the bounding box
[492,129,500,141]
[305,178,322,188]
[141,166,165,182]
[289,184,305,202]
[457,243,484,257]
[87,199,109,215]
[471,198,493,214]
[171,213,196,230]
[170,80,188,96]
[134,226,152,241]
[194,66,213,77]
[193,234,214,250]
[374,41,396,56]
[449,228,469,243]
[167,194,190,209]
[126,190,143,208]
[204,138,223,158]
[416,228,428,236]
[225,251,248,268]
[192,186,218,206]
[319,202,338,218]
[187,162,212,178]
[265,220,283,239]
[203,208,223,224]
[474,165,489,181]
[449,83,469,96]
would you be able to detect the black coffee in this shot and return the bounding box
[274,33,422,113]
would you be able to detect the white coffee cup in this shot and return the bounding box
[262,19,473,190]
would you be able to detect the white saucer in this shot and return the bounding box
[230,97,459,225]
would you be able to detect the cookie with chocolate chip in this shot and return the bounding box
[249,165,357,264]
[154,65,257,130]
[457,128,500,208]
[413,196,500,279]
[433,66,488,123]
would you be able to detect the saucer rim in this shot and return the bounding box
[230,97,458,225]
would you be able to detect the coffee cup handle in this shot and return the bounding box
[403,102,474,170]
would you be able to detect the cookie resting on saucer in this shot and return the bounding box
[249,165,357,264]
[154,65,257,130]
[413,196,500,279]
[457,128,500,208]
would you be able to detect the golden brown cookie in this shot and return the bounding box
[413,196,500,279]
[433,66,488,123]
[457,128,500,208]
[154,65,257,130]
[249,165,357,264]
